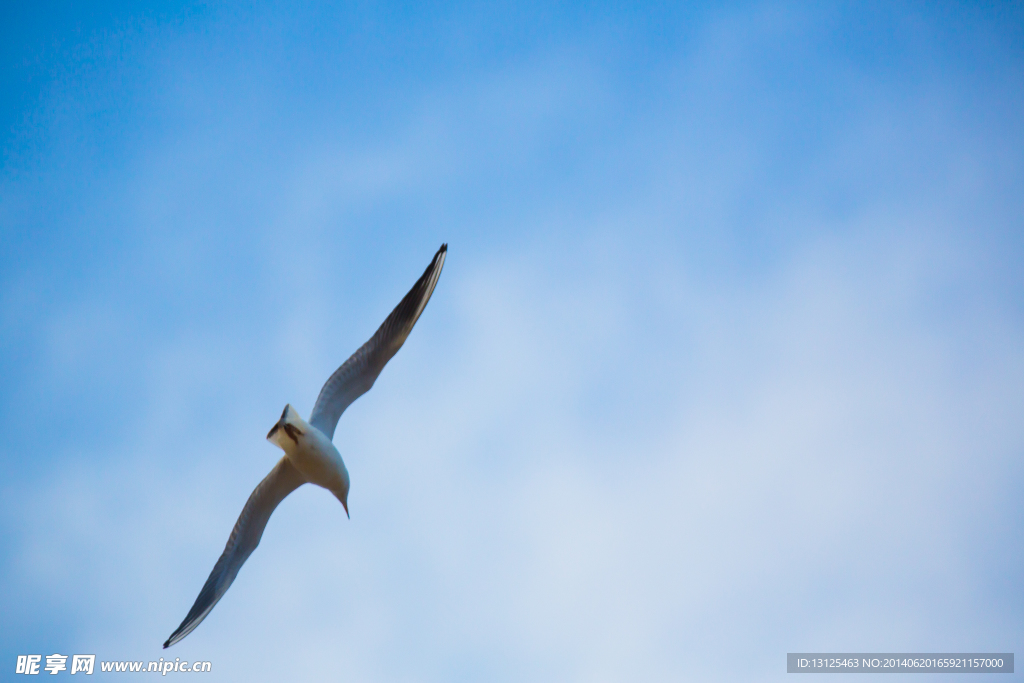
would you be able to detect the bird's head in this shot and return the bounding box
[334,458,351,519]
[338,483,350,519]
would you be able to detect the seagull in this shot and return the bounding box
[163,244,447,648]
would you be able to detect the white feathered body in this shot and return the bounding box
[269,404,350,506]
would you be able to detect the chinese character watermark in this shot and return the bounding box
[70,655,95,675]
[16,655,42,675]
[44,654,67,675]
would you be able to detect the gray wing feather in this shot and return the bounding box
[163,457,306,648]
[309,244,446,440]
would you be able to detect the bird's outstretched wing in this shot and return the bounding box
[163,457,306,648]
[309,244,447,440]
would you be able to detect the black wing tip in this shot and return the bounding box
[415,243,446,287]
[162,639,171,649]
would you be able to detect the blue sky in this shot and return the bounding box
[2,1,1023,680]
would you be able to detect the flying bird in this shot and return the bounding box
[163,244,447,648]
